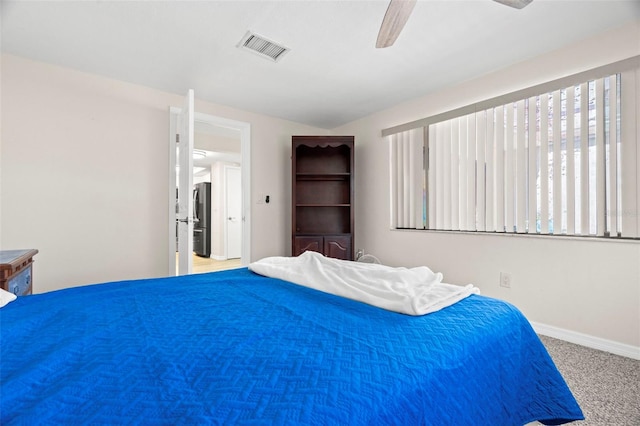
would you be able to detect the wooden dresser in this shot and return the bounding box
[0,249,38,296]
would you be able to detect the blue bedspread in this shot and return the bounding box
[1,268,582,425]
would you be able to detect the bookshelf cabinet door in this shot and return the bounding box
[324,236,351,260]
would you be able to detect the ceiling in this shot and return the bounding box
[194,120,242,170]
[192,149,241,178]
[2,1,638,129]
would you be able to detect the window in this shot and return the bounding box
[388,57,639,239]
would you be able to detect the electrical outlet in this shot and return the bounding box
[500,272,512,288]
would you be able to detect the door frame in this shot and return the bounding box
[174,90,195,275]
[168,109,251,275]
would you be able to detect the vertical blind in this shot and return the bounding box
[389,69,639,239]
[390,127,424,229]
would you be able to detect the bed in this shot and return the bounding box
[1,262,582,425]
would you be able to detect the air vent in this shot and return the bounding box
[238,31,289,62]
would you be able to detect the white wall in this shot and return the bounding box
[194,133,240,155]
[333,21,640,349]
[0,54,327,293]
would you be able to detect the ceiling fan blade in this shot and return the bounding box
[376,0,417,49]
[493,0,533,9]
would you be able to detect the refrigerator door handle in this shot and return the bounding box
[193,188,199,223]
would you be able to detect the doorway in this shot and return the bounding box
[169,108,251,276]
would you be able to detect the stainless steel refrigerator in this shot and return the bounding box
[193,182,211,257]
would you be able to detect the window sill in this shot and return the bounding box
[390,228,640,244]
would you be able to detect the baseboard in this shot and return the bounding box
[531,321,640,360]
[210,254,227,261]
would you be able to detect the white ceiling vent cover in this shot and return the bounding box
[238,31,289,62]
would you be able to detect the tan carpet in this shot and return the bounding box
[539,335,640,425]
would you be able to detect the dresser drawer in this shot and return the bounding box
[7,265,32,296]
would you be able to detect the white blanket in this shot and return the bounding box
[248,251,480,316]
[0,288,17,308]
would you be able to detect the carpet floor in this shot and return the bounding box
[539,335,639,425]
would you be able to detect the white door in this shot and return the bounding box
[225,166,242,259]
[176,89,195,275]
